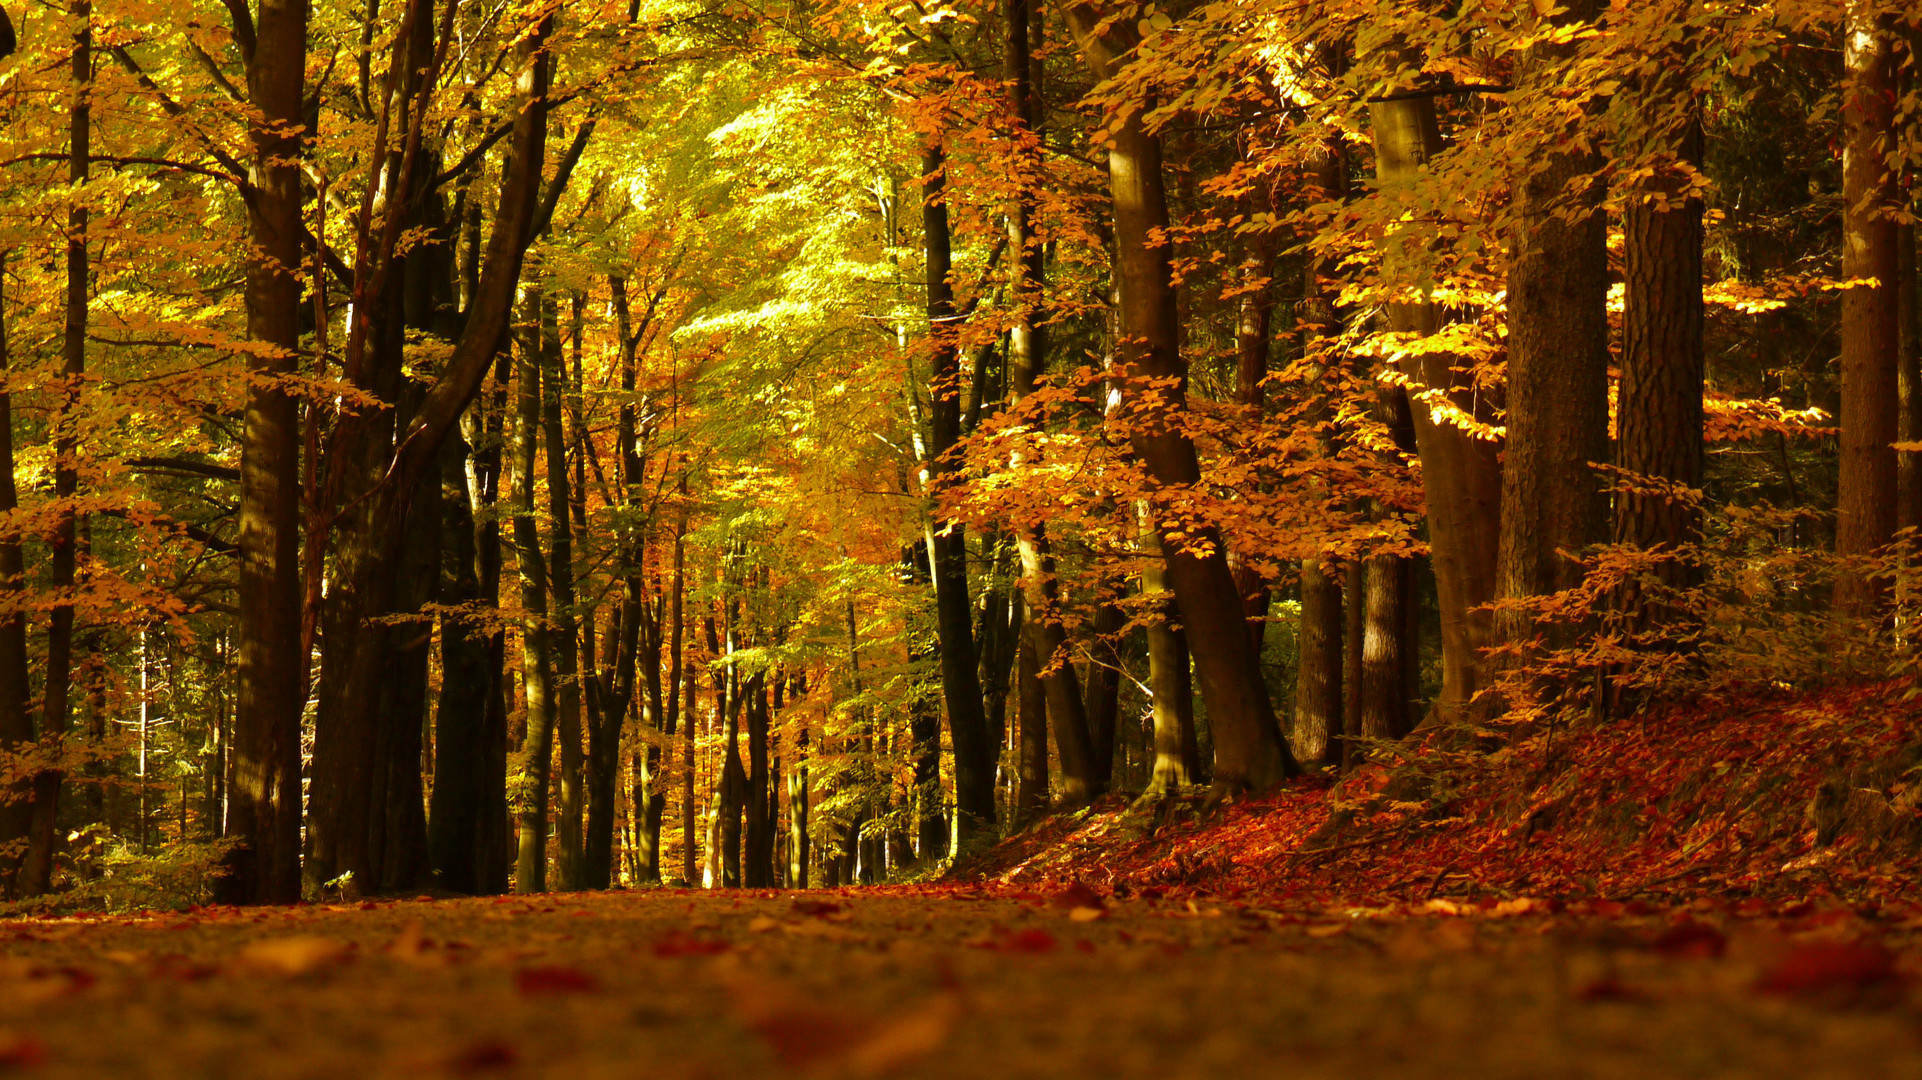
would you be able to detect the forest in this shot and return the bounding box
[0,0,1918,1072]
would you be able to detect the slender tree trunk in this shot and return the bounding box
[1081,599,1124,788]
[920,141,996,841]
[538,301,586,891]
[21,0,92,897]
[1141,515,1198,792]
[682,632,697,884]
[787,720,809,887]
[512,293,558,894]
[1014,604,1049,812]
[1368,94,1502,727]
[1835,0,1902,613]
[1066,3,1295,792]
[0,254,30,897]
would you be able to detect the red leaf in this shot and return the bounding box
[1754,941,1901,998]
[515,966,599,995]
[791,900,843,918]
[1051,883,1105,912]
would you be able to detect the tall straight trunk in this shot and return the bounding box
[511,295,558,894]
[787,719,809,887]
[1368,95,1502,726]
[1898,213,1919,533]
[220,0,306,908]
[21,0,92,897]
[475,366,512,894]
[1341,558,1365,755]
[539,301,586,890]
[1835,1,1901,613]
[1290,560,1341,765]
[1004,0,1096,806]
[1495,0,1611,677]
[1616,36,1705,619]
[1141,516,1198,792]
[1014,606,1049,812]
[975,533,1018,768]
[920,141,996,840]
[0,254,30,897]
[682,633,697,884]
[1066,3,1295,792]
[429,428,492,893]
[743,673,773,886]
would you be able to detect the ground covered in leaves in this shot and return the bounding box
[968,679,1922,907]
[2,886,1921,1078]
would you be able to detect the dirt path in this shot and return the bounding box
[1,888,1917,1078]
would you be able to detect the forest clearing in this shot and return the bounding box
[0,0,1921,1071]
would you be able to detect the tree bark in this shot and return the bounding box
[1141,514,1198,792]
[1493,0,1611,706]
[21,0,92,897]
[1835,1,1901,614]
[1368,94,1502,727]
[1291,559,1341,765]
[920,140,996,842]
[511,289,558,894]
[1066,2,1296,792]
[0,253,29,897]
[1616,37,1705,622]
[1014,603,1049,813]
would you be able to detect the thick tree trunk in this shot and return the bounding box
[1899,214,1919,533]
[1360,554,1412,741]
[1066,3,1296,792]
[1494,0,1611,686]
[1835,1,1901,613]
[1081,600,1125,788]
[1616,48,1705,622]
[1368,95,1502,727]
[429,429,493,894]
[216,0,306,904]
[1290,559,1341,765]
[743,673,773,886]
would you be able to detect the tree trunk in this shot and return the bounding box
[538,300,586,891]
[743,672,773,886]
[1616,37,1705,623]
[1065,2,1295,792]
[0,251,27,897]
[1367,94,1502,727]
[511,291,558,894]
[1360,554,1412,741]
[920,141,995,841]
[1835,0,1901,614]
[787,720,809,887]
[1081,599,1125,788]
[429,428,493,894]
[1290,559,1341,766]
[1014,605,1049,813]
[1142,518,1198,792]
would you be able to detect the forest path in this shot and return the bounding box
[1,887,1918,1078]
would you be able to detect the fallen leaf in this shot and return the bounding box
[652,932,731,958]
[1576,976,1648,1003]
[446,1039,518,1074]
[1068,907,1106,923]
[0,1033,46,1071]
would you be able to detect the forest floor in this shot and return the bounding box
[1,885,1920,1079]
[3,680,1921,1078]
